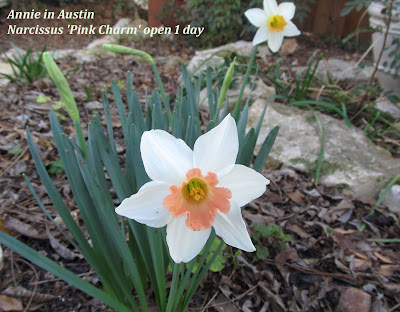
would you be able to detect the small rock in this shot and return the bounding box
[15,114,30,128]
[86,36,118,51]
[74,50,99,64]
[85,101,103,110]
[336,287,371,312]
[38,120,48,130]
[382,185,400,216]
[114,18,148,42]
[247,100,400,198]
[0,61,14,80]
[50,49,76,61]
[154,56,185,69]
[186,41,270,77]
[1,47,26,62]
[0,78,9,87]
[0,0,10,8]
[132,0,147,9]
[281,38,299,56]
[294,58,374,86]
[375,97,400,118]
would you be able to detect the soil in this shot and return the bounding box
[0,0,399,312]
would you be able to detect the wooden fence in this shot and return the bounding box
[302,0,370,41]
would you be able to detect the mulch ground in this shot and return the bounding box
[0,0,399,311]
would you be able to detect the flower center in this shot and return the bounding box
[186,179,205,202]
[268,14,287,32]
[163,168,232,231]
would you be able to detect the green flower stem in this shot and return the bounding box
[73,119,87,155]
[166,262,181,312]
[103,44,168,106]
[43,53,87,155]
[216,57,236,110]
[232,44,258,120]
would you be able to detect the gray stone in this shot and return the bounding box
[247,100,400,199]
[336,287,371,312]
[375,96,400,118]
[15,114,30,128]
[0,78,9,88]
[154,56,185,69]
[50,49,76,61]
[85,101,103,110]
[132,0,148,10]
[382,185,400,216]
[112,18,148,42]
[86,36,118,52]
[295,58,374,86]
[0,62,14,78]
[0,0,9,8]
[200,75,275,112]
[74,50,99,64]
[187,41,270,77]
[1,47,26,62]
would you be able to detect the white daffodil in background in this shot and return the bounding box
[116,115,269,263]
[245,0,301,52]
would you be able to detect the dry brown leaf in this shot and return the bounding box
[373,252,395,264]
[351,250,370,260]
[3,217,47,239]
[48,232,81,260]
[333,228,358,235]
[374,265,399,277]
[286,223,309,239]
[0,294,23,311]
[285,190,306,206]
[213,293,240,312]
[3,286,57,303]
[258,281,286,312]
[353,257,372,272]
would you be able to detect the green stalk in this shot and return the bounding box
[166,263,181,312]
[103,44,169,113]
[216,57,236,110]
[43,53,87,155]
[232,45,258,120]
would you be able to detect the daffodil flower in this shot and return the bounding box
[116,115,269,263]
[245,0,301,52]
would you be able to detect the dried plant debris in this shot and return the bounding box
[192,168,399,312]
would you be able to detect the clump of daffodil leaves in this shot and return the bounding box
[0,1,300,311]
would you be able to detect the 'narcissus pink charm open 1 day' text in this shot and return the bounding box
[115,115,269,263]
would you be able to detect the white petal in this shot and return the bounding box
[166,217,211,263]
[193,114,238,177]
[116,181,173,228]
[268,32,284,53]
[245,8,267,27]
[277,2,296,21]
[264,0,278,15]
[218,164,269,207]
[213,202,255,252]
[252,25,270,46]
[141,130,193,185]
[282,21,301,37]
